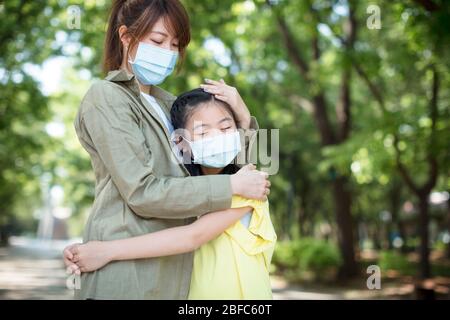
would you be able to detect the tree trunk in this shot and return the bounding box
[268,0,358,277]
[370,223,381,250]
[298,204,309,237]
[398,221,408,253]
[418,193,431,279]
[386,223,393,250]
[389,180,408,252]
[0,225,11,246]
[447,191,450,259]
[287,154,301,238]
[295,155,312,238]
[332,176,358,277]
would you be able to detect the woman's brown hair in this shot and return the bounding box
[103,0,191,73]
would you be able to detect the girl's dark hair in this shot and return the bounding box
[103,0,191,73]
[171,88,238,130]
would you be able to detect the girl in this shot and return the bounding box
[65,89,277,299]
[69,0,270,299]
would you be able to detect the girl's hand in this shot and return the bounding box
[70,241,114,273]
[200,79,251,129]
[230,164,270,201]
[63,243,82,275]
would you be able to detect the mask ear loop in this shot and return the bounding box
[181,135,192,145]
[127,39,141,65]
[128,49,135,65]
[178,136,195,165]
[124,38,134,65]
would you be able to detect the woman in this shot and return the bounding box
[67,0,269,300]
[65,89,277,299]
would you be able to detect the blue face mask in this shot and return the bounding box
[185,131,242,168]
[128,42,178,86]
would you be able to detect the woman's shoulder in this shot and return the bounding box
[82,80,125,103]
[153,85,177,100]
[79,80,136,115]
[151,85,177,110]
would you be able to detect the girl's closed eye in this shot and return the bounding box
[194,130,208,138]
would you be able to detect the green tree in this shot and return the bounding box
[0,0,65,243]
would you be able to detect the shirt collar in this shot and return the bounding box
[104,69,176,104]
[105,69,134,82]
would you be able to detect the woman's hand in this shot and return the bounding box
[230,164,270,201]
[66,241,114,273]
[200,79,251,129]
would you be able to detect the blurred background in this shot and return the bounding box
[0,0,449,300]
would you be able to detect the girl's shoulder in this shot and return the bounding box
[231,195,269,211]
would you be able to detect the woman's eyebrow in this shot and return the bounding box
[151,31,169,37]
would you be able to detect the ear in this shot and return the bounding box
[177,137,191,154]
[118,25,131,47]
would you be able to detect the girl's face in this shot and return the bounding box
[183,102,238,143]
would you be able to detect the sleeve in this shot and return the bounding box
[79,99,232,220]
[226,197,277,255]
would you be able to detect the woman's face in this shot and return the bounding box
[140,18,180,52]
[122,17,180,62]
[184,102,237,143]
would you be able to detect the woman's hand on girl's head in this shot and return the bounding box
[200,79,251,129]
[230,164,270,201]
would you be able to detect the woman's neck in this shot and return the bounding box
[200,166,223,175]
[120,66,151,94]
[139,83,152,95]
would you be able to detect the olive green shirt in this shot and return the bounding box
[73,69,258,299]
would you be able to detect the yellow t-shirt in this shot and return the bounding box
[188,196,277,300]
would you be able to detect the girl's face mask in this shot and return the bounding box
[128,42,178,86]
[184,131,241,168]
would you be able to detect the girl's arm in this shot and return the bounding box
[78,88,267,222]
[66,206,252,273]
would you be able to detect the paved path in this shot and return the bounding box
[0,238,74,299]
